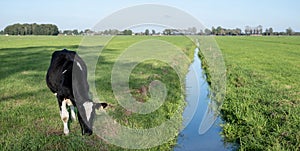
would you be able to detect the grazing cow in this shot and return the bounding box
[46,49,107,135]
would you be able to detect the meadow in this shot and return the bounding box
[0,35,194,150]
[217,36,300,150]
[0,35,299,150]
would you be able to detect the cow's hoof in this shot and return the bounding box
[83,130,93,136]
[64,129,70,135]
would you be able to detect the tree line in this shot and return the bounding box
[68,26,298,36]
[204,26,299,36]
[57,26,300,36]
[3,23,59,35]
[59,29,132,35]
[1,23,299,36]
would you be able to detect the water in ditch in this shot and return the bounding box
[174,47,232,151]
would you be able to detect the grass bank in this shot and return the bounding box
[217,36,300,150]
[93,36,195,150]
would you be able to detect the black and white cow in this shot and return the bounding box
[46,49,107,135]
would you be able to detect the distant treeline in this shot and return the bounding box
[58,26,300,36]
[3,23,59,35]
[1,23,299,36]
[206,26,299,36]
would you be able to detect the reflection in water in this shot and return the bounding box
[175,48,231,151]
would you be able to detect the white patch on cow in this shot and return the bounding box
[54,93,57,96]
[76,61,83,71]
[65,99,72,106]
[64,99,76,121]
[61,99,70,135]
[83,102,93,122]
[63,121,69,135]
[62,69,67,74]
[70,106,76,121]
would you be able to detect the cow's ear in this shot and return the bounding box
[94,102,108,115]
[100,103,108,109]
[94,102,108,110]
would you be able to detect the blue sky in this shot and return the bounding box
[1,0,299,32]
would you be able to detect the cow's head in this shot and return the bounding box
[80,102,108,135]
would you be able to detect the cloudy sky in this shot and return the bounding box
[1,0,299,32]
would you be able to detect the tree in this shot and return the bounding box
[249,28,253,35]
[123,29,133,35]
[245,26,250,35]
[257,25,263,34]
[204,28,211,35]
[0,30,3,35]
[109,29,120,35]
[3,23,59,35]
[145,29,150,35]
[63,30,72,35]
[163,29,171,35]
[198,29,203,35]
[265,28,269,35]
[236,28,242,35]
[216,26,223,35]
[286,27,293,35]
[269,27,273,35]
[212,26,216,35]
[152,29,156,35]
[84,29,94,35]
[72,29,79,35]
[191,27,197,34]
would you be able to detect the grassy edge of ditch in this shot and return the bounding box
[195,36,300,150]
[87,35,196,150]
[216,36,300,151]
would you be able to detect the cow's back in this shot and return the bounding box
[46,49,89,102]
[47,50,72,90]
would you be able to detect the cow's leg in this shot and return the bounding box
[61,99,70,135]
[65,99,76,121]
[70,106,76,121]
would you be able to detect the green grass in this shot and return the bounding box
[0,35,194,150]
[1,35,299,150]
[217,36,300,150]
[0,35,108,150]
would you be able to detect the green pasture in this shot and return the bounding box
[0,35,299,150]
[217,36,300,150]
[0,35,194,150]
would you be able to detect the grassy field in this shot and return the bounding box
[217,36,300,150]
[0,35,194,150]
[0,35,299,150]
